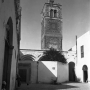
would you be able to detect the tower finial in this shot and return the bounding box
[48,0,54,4]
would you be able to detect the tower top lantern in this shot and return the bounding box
[48,0,54,4]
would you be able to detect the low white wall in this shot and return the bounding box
[57,62,69,83]
[38,61,57,83]
[75,64,83,82]
[30,61,37,83]
[38,61,68,83]
[19,61,69,84]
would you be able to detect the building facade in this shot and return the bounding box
[0,0,21,90]
[18,49,76,84]
[70,31,90,83]
[41,0,62,51]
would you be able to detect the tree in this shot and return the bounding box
[39,48,67,64]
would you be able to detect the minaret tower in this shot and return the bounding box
[41,0,62,51]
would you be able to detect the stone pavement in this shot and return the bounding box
[16,82,90,90]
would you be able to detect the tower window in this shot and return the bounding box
[54,10,57,18]
[81,45,84,58]
[50,9,53,18]
[2,0,4,3]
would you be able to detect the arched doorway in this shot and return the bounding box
[2,17,14,90]
[82,65,88,82]
[18,54,33,85]
[69,62,76,82]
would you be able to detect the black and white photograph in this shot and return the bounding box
[0,0,90,90]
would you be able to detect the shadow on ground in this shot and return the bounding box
[16,83,79,90]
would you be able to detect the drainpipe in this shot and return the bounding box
[37,61,39,83]
[76,35,77,65]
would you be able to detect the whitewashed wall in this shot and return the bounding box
[38,61,69,83]
[19,61,69,84]
[30,61,37,83]
[57,62,69,83]
[71,31,90,82]
[76,31,90,82]
[38,61,57,83]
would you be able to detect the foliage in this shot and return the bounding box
[39,48,67,64]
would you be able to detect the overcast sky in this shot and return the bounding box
[20,0,90,51]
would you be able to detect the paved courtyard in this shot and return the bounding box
[16,82,90,90]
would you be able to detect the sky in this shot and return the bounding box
[20,0,90,51]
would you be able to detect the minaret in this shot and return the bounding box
[41,0,62,51]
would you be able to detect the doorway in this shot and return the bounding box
[69,62,76,82]
[18,63,31,84]
[19,69,27,83]
[2,17,13,90]
[82,65,88,82]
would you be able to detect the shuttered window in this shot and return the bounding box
[81,45,84,58]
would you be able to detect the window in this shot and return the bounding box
[81,45,84,58]
[54,10,57,18]
[50,9,53,18]
[2,0,4,3]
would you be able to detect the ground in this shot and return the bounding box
[16,82,90,90]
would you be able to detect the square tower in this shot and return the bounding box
[41,0,62,51]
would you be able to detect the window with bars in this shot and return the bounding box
[81,45,84,58]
